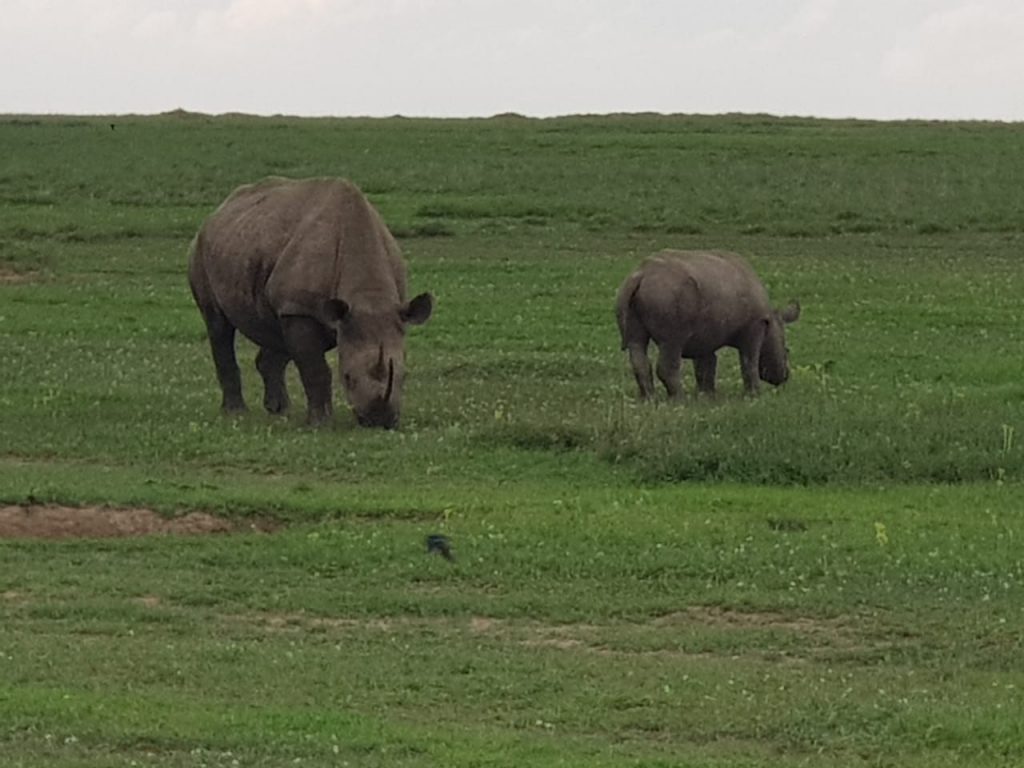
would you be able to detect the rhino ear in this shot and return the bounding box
[779,301,801,324]
[323,298,350,325]
[400,292,433,326]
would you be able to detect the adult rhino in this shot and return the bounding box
[616,250,799,400]
[188,177,433,429]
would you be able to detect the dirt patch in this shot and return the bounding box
[231,609,891,662]
[469,616,499,633]
[242,612,502,636]
[521,633,587,651]
[244,612,610,652]
[0,269,39,284]
[237,612,396,634]
[0,504,276,539]
[655,606,851,641]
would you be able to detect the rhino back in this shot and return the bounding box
[634,250,772,354]
[192,178,404,346]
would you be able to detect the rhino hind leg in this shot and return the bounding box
[694,354,718,395]
[281,316,334,426]
[200,307,246,413]
[655,341,684,400]
[256,347,291,414]
[626,343,655,400]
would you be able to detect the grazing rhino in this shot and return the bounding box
[188,177,433,429]
[616,250,799,400]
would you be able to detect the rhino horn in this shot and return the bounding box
[373,344,386,379]
[384,359,395,402]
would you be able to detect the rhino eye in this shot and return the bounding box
[343,373,353,387]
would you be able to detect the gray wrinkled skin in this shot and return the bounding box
[188,177,432,428]
[616,250,799,400]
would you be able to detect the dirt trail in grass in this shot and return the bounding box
[0,269,40,284]
[233,607,890,663]
[0,504,275,539]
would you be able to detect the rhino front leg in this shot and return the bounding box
[737,341,764,395]
[694,354,718,395]
[281,316,333,425]
[737,321,768,395]
[627,343,655,400]
[655,342,684,400]
[739,350,760,394]
[201,308,246,413]
[255,347,291,415]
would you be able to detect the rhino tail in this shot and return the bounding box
[187,234,214,308]
[615,270,645,350]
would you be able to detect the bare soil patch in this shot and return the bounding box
[232,608,896,661]
[0,269,39,284]
[0,504,276,539]
[655,606,851,639]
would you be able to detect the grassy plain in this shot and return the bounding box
[1,112,1024,766]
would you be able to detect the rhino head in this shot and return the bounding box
[759,301,801,386]
[323,292,433,429]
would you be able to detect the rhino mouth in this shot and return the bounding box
[760,367,789,386]
[356,397,398,429]
[352,355,399,428]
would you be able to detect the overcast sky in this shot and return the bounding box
[3,0,1023,120]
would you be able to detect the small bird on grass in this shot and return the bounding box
[426,534,455,562]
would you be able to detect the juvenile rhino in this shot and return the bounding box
[188,177,433,429]
[616,250,799,400]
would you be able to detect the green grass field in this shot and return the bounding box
[2,112,1023,766]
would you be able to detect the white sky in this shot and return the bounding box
[3,0,1024,120]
